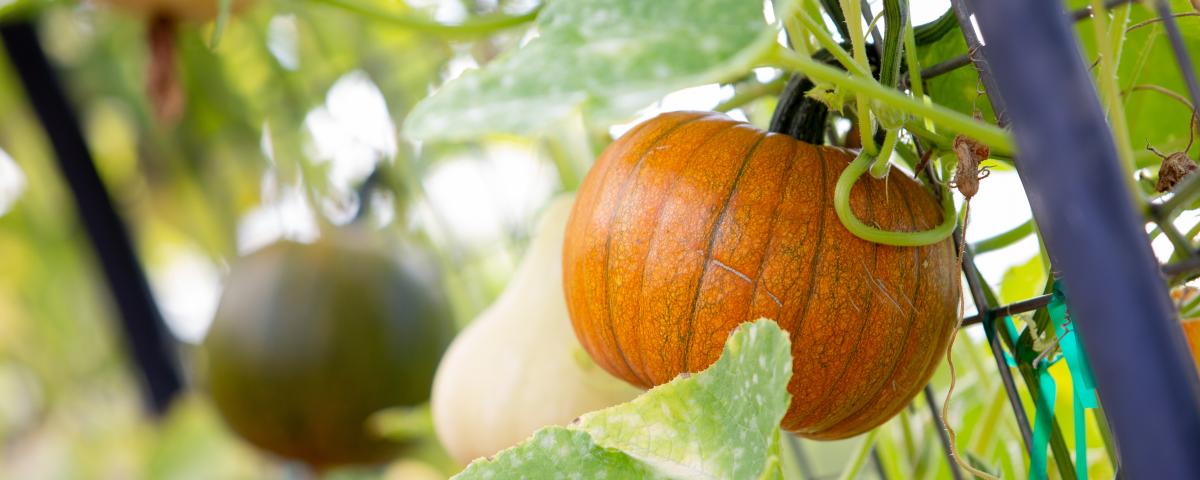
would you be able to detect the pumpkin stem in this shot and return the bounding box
[768,45,881,145]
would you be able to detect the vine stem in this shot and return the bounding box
[836,429,879,480]
[309,0,540,37]
[840,0,878,155]
[903,10,925,101]
[794,7,871,78]
[972,218,1036,254]
[768,46,1014,154]
[1126,12,1200,32]
[834,151,958,246]
[870,128,900,178]
[715,77,787,112]
[1089,0,1140,199]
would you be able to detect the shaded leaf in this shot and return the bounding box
[1000,254,1046,305]
[915,23,997,124]
[1065,0,1198,164]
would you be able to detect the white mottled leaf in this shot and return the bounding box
[404,0,796,141]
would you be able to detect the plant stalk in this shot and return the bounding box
[769,47,1015,153]
[840,0,878,154]
[1089,0,1141,203]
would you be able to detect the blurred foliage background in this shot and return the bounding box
[0,0,1175,477]
[0,0,552,476]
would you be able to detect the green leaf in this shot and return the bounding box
[1048,1,1198,164]
[404,0,798,141]
[805,81,847,112]
[1000,253,1047,305]
[1105,2,1199,164]
[453,319,794,479]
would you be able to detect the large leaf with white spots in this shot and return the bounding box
[452,319,793,479]
[403,0,796,141]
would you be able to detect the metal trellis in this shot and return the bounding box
[962,0,1200,478]
[0,20,183,415]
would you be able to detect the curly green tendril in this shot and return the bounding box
[834,151,958,246]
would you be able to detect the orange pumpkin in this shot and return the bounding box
[1182,319,1200,376]
[562,111,959,439]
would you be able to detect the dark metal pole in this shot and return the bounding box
[0,20,182,414]
[961,249,1034,452]
[948,0,1008,126]
[970,1,1200,477]
[962,294,1051,327]
[914,0,1134,86]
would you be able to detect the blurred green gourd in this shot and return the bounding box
[202,230,454,470]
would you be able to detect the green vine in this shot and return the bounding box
[794,7,870,78]
[877,0,908,90]
[834,150,958,246]
[870,128,900,179]
[782,0,986,247]
[903,7,926,102]
[1089,0,1139,201]
[972,219,1036,254]
[767,47,1014,155]
[835,429,880,480]
[840,0,878,154]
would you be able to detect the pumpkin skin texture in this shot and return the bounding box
[1182,319,1200,376]
[562,111,958,440]
[203,232,454,469]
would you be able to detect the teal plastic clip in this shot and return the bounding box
[981,283,1095,480]
[1047,280,1097,480]
[1029,360,1056,480]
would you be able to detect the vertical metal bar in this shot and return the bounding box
[970,1,1200,477]
[948,0,1009,127]
[0,20,182,414]
[923,385,965,480]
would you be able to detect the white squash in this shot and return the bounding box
[431,195,642,465]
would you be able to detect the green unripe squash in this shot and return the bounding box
[203,231,454,470]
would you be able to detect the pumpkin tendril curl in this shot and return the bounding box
[833,151,958,246]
